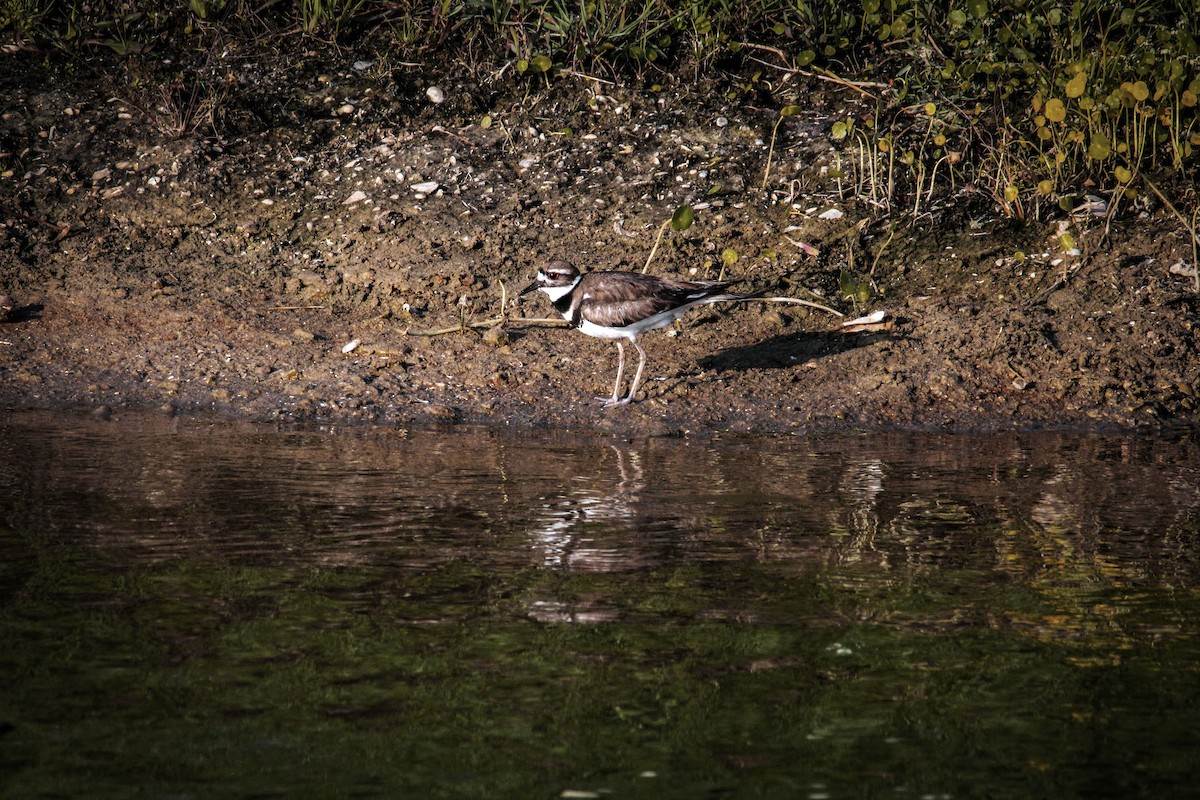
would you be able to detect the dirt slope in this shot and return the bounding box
[2,52,1198,435]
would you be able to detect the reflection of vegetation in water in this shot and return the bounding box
[2,416,1200,797]
[3,547,1200,798]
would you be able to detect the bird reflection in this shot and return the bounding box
[527,445,655,573]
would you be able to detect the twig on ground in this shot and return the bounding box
[738,43,886,99]
[642,218,670,273]
[1142,176,1200,294]
[406,317,567,337]
[746,296,844,317]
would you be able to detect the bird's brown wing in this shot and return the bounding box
[578,272,734,329]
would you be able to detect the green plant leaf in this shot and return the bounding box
[839,268,871,303]
[670,205,695,232]
[1088,133,1112,160]
[967,0,988,19]
[1065,72,1086,98]
[529,55,552,74]
[721,248,738,266]
[1045,98,1067,122]
[831,120,849,140]
[780,105,803,118]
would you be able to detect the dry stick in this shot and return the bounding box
[406,317,567,337]
[738,44,886,99]
[869,223,897,277]
[761,113,787,190]
[407,296,843,337]
[1142,175,1200,294]
[642,218,671,273]
[264,305,327,311]
[747,296,844,317]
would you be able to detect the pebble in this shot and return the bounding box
[91,405,113,420]
[425,404,459,420]
[762,310,787,328]
[411,180,439,194]
[481,326,509,347]
[426,86,445,104]
[341,338,361,353]
[292,328,315,343]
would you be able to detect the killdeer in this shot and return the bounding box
[519,259,752,407]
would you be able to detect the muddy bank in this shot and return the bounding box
[1,53,1198,436]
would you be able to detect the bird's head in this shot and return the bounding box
[519,260,581,297]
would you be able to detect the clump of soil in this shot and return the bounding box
[1,49,1198,435]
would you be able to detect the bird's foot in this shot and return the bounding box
[598,395,632,408]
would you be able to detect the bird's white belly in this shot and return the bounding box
[577,319,635,339]
[576,310,681,340]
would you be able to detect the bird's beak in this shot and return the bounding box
[518,279,540,297]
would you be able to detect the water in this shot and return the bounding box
[1,410,1199,799]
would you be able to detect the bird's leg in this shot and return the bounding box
[606,339,647,407]
[624,340,652,407]
[599,340,626,406]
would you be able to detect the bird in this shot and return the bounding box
[519,259,752,407]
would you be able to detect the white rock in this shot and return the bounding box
[426,86,445,104]
[411,181,439,194]
[341,339,361,354]
[818,207,845,220]
[352,60,374,71]
[343,190,368,205]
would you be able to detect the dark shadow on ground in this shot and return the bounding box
[4,304,43,323]
[700,330,894,372]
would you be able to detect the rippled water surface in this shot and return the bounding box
[2,410,1199,799]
